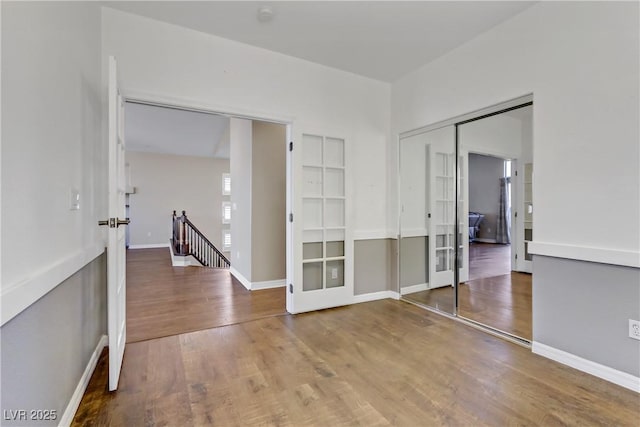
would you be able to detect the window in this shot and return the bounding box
[222,202,232,224]
[222,173,231,195]
[222,230,231,251]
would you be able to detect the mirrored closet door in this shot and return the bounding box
[399,125,458,315]
[457,105,533,341]
[398,100,533,343]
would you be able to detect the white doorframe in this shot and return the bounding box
[118,89,297,311]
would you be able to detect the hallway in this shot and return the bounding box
[126,248,286,343]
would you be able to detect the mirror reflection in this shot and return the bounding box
[457,105,533,340]
[399,126,457,314]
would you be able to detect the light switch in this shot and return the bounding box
[70,189,80,210]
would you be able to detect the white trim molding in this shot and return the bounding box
[353,229,396,241]
[532,342,640,393]
[59,335,108,427]
[473,238,497,244]
[529,241,640,268]
[128,243,170,249]
[229,267,251,290]
[1,243,105,326]
[252,279,286,290]
[352,290,400,304]
[400,283,429,295]
[168,240,201,267]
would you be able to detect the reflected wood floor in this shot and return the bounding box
[126,248,286,343]
[468,242,511,281]
[460,272,531,339]
[73,299,639,426]
[403,243,532,340]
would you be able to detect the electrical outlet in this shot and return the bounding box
[629,319,640,340]
[331,268,338,280]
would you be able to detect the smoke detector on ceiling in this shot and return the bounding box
[257,6,274,23]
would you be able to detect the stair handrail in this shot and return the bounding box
[172,210,230,268]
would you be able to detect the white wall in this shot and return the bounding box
[459,113,523,160]
[125,151,230,251]
[102,7,391,240]
[1,1,108,422]
[1,2,106,323]
[391,2,639,263]
[230,118,253,281]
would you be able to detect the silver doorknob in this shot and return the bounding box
[117,218,130,227]
[98,218,130,227]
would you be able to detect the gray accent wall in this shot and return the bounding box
[251,121,286,283]
[0,253,107,426]
[534,255,640,377]
[399,236,429,288]
[354,239,396,295]
[468,153,505,241]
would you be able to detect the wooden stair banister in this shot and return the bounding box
[172,210,230,268]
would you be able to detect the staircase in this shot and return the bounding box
[171,210,230,268]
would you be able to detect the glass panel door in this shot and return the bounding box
[293,132,352,313]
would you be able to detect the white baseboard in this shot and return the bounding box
[168,240,202,267]
[128,243,170,249]
[400,283,429,295]
[252,279,286,290]
[532,342,640,393]
[1,243,105,326]
[229,267,251,290]
[473,238,498,244]
[352,290,399,304]
[59,335,108,427]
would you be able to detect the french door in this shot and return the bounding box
[288,128,353,313]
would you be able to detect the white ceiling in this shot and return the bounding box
[125,102,230,159]
[105,1,536,82]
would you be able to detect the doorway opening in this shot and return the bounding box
[122,100,289,343]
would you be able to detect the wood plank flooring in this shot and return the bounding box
[403,243,531,340]
[468,242,511,281]
[126,248,286,343]
[73,299,639,426]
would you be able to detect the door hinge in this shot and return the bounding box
[289,213,293,222]
[515,254,518,260]
[289,141,293,152]
[289,283,293,294]
[515,212,518,218]
[515,170,518,176]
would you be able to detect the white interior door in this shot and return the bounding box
[428,126,456,288]
[458,149,469,283]
[517,162,533,273]
[289,129,353,313]
[107,56,128,391]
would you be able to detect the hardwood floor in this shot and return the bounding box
[460,272,532,340]
[468,242,511,281]
[73,299,639,426]
[402,243,532,340]
[126,248,286,343]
